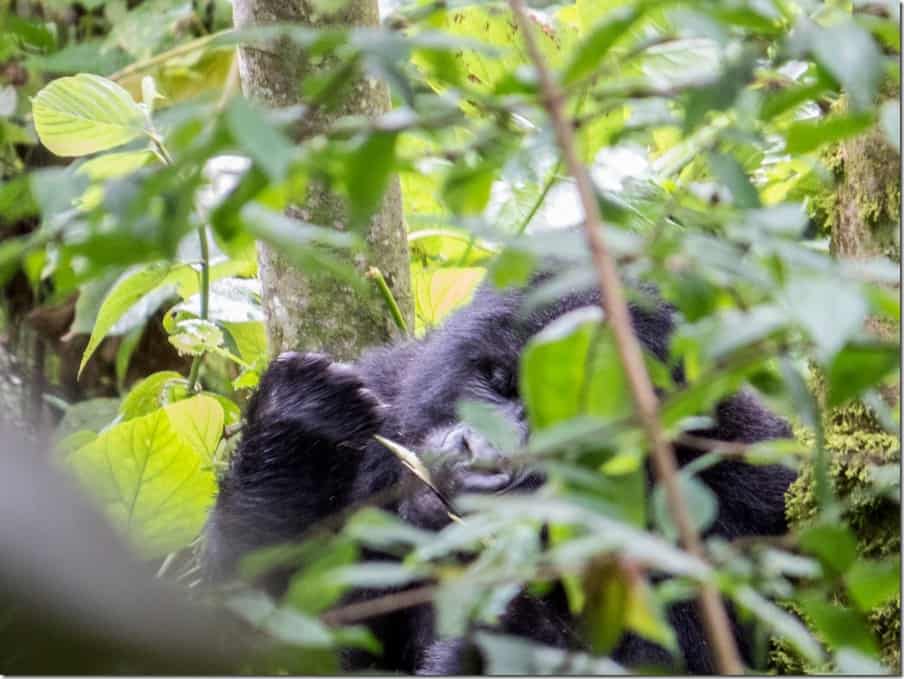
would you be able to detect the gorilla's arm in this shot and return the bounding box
[203,352,387,581]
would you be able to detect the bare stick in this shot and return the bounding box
[506,1,743,673]
[322,585,436,626]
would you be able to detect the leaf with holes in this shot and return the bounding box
[32,73,149,157]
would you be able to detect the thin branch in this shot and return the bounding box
[322,584,436,626]
[506,0,743,673]
[674,432,751,457]
[109,31,229,82]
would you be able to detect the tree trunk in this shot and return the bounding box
[232,0,412,360]
[778,93,901,672]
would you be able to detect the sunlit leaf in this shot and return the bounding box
[66,395,222,557]
[79,263,195,378]
[32,73,149,156]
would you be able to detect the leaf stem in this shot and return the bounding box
[152,135,210,393]
[367,266,409,336]
[187,225,211,392]
[507,0,744,673]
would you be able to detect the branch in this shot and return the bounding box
[506,0,743,673]
[322,585,436,626]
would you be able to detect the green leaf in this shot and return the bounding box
[345,131,397,229]
[475,632,625,675]
[760,75,833,121]
[798,522,858,575]
[120,370,189,421]
[708,152,760,208]
[456,399,521,455]
[164,394,225,463]
[79,263,194,377]
[581,561,626,654]
[561,6,642,86]
[785,112,875,155]
[66,396,222,557]
[32,73,148,157]
[226,96,295,181]
[285,539,358,615]
[408,228,496,267]
[826,342,899,408]
[55,397,120,440]
[844,558,901,612]
[343,507,433,550]
[732,585,825,665]
[521,306,631,431]
[783,276,868,363]
[240,203,364,289]
[652,473,718,542]
[442,162,496,217]
[806,21,882,112]
[683,48,757,132]
[797,594,878,656]
[76,149,155,182]
[834,648,888,674]
[489,247,535,288]
[169,318,225,357]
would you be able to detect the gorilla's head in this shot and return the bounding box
[377,278,674,529]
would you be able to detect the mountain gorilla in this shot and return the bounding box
[203,271,796,674]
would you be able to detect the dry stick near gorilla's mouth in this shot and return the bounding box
[507,0,744,673]
[374,434,463,523]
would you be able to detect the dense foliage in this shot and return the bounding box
[1,0,900,673]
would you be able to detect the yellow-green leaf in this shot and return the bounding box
[66,396,222,557]
[32,73,148,157]
[164,395,225,463]
[79,263,195,378]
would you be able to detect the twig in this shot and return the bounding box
[322,585,437,626]
[109,31,229,82]
[674,433,751,457]
[506,0,744,673]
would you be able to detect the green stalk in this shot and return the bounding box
[367,266,409,336]
[152,134,210,392]
[187,224,210,392]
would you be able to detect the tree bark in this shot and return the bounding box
[777,92,901,673]
[232,0,412,360]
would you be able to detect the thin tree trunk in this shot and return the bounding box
[232,0,412,360]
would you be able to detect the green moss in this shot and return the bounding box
[770,399,900,673]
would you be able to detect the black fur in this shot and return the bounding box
[204,279,796,674]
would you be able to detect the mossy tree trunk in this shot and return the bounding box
[232,0,412,360]
[781,91,901,671]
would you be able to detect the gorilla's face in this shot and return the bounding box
[390,283,602,529]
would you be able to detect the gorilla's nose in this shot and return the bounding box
[454,427,514,493]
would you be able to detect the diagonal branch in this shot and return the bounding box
[506,0,743,673]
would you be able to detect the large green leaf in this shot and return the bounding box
[66,395,223,557]
[561,6,642,86]
[521,306,631,431]
[32,73,149,157]
[79,263,195,378]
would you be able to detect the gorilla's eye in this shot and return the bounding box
[481,362,516,398]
